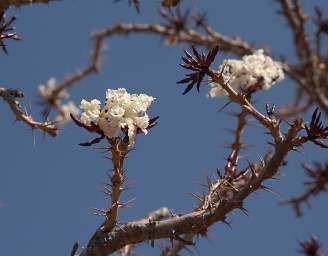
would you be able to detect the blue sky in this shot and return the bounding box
[0,1,327,255]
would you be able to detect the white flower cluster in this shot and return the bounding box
[39,78,80,126]
[38,78,68,100]
[79,88,155,145]
[209,49,284,98]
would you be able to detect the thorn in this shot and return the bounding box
[206,175,212,189]
[291,147,303,154]
[239,206,250,217]
[91,207,107,216]
[258,155,265,167]
[216,169,223,178]
[174,235,195,246]
[119,198,136,208]
[224,128,236,134]
[222,217,231,227]
[267,141,276,147]
[198,182,209,189]
[188,192,204,202]
[32,127,36,147]
[99,186,112,197]
[260,185,280,197]
[226,109,239,117]
[70,241,79,256]
[247,160,258,178]
[217,100,233,113]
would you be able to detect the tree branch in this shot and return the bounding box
[79,126,300,256]
[0,87,58,137]
[225,110,248,176]
[78,48,308,255]
[94,22,255,57]
[0,0,57,14]
[120,207,172,256]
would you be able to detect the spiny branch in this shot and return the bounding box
[120,207,172,256]
[0,14,20,54]
[0,87,58,137]
[96,137,130,234]
[78,118,304,256]
[298,236,324,256]
[161,233,194,256]
[225,110,248,176]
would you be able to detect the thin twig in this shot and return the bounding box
[43,31,104,116]
[225,110,248,176]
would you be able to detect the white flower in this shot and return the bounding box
[79,88,155,146]
[209,49,284,97]
[38,78,68,100]
[55,101,80,126]
[80,99,101,125]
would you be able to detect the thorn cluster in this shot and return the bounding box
[160,6,190,32]
[299,236,324,256]
[177,45,219,94]
[0,14,20,54]
[266,103,276,116]
[305,108,328,148]
[315,7,328,35]
[193,13,207,28]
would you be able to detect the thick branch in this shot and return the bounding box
[161,233,194,256]
[79,129,299,256]
[121,207,171,256]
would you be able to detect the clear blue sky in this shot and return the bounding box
[0,1,327,255]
